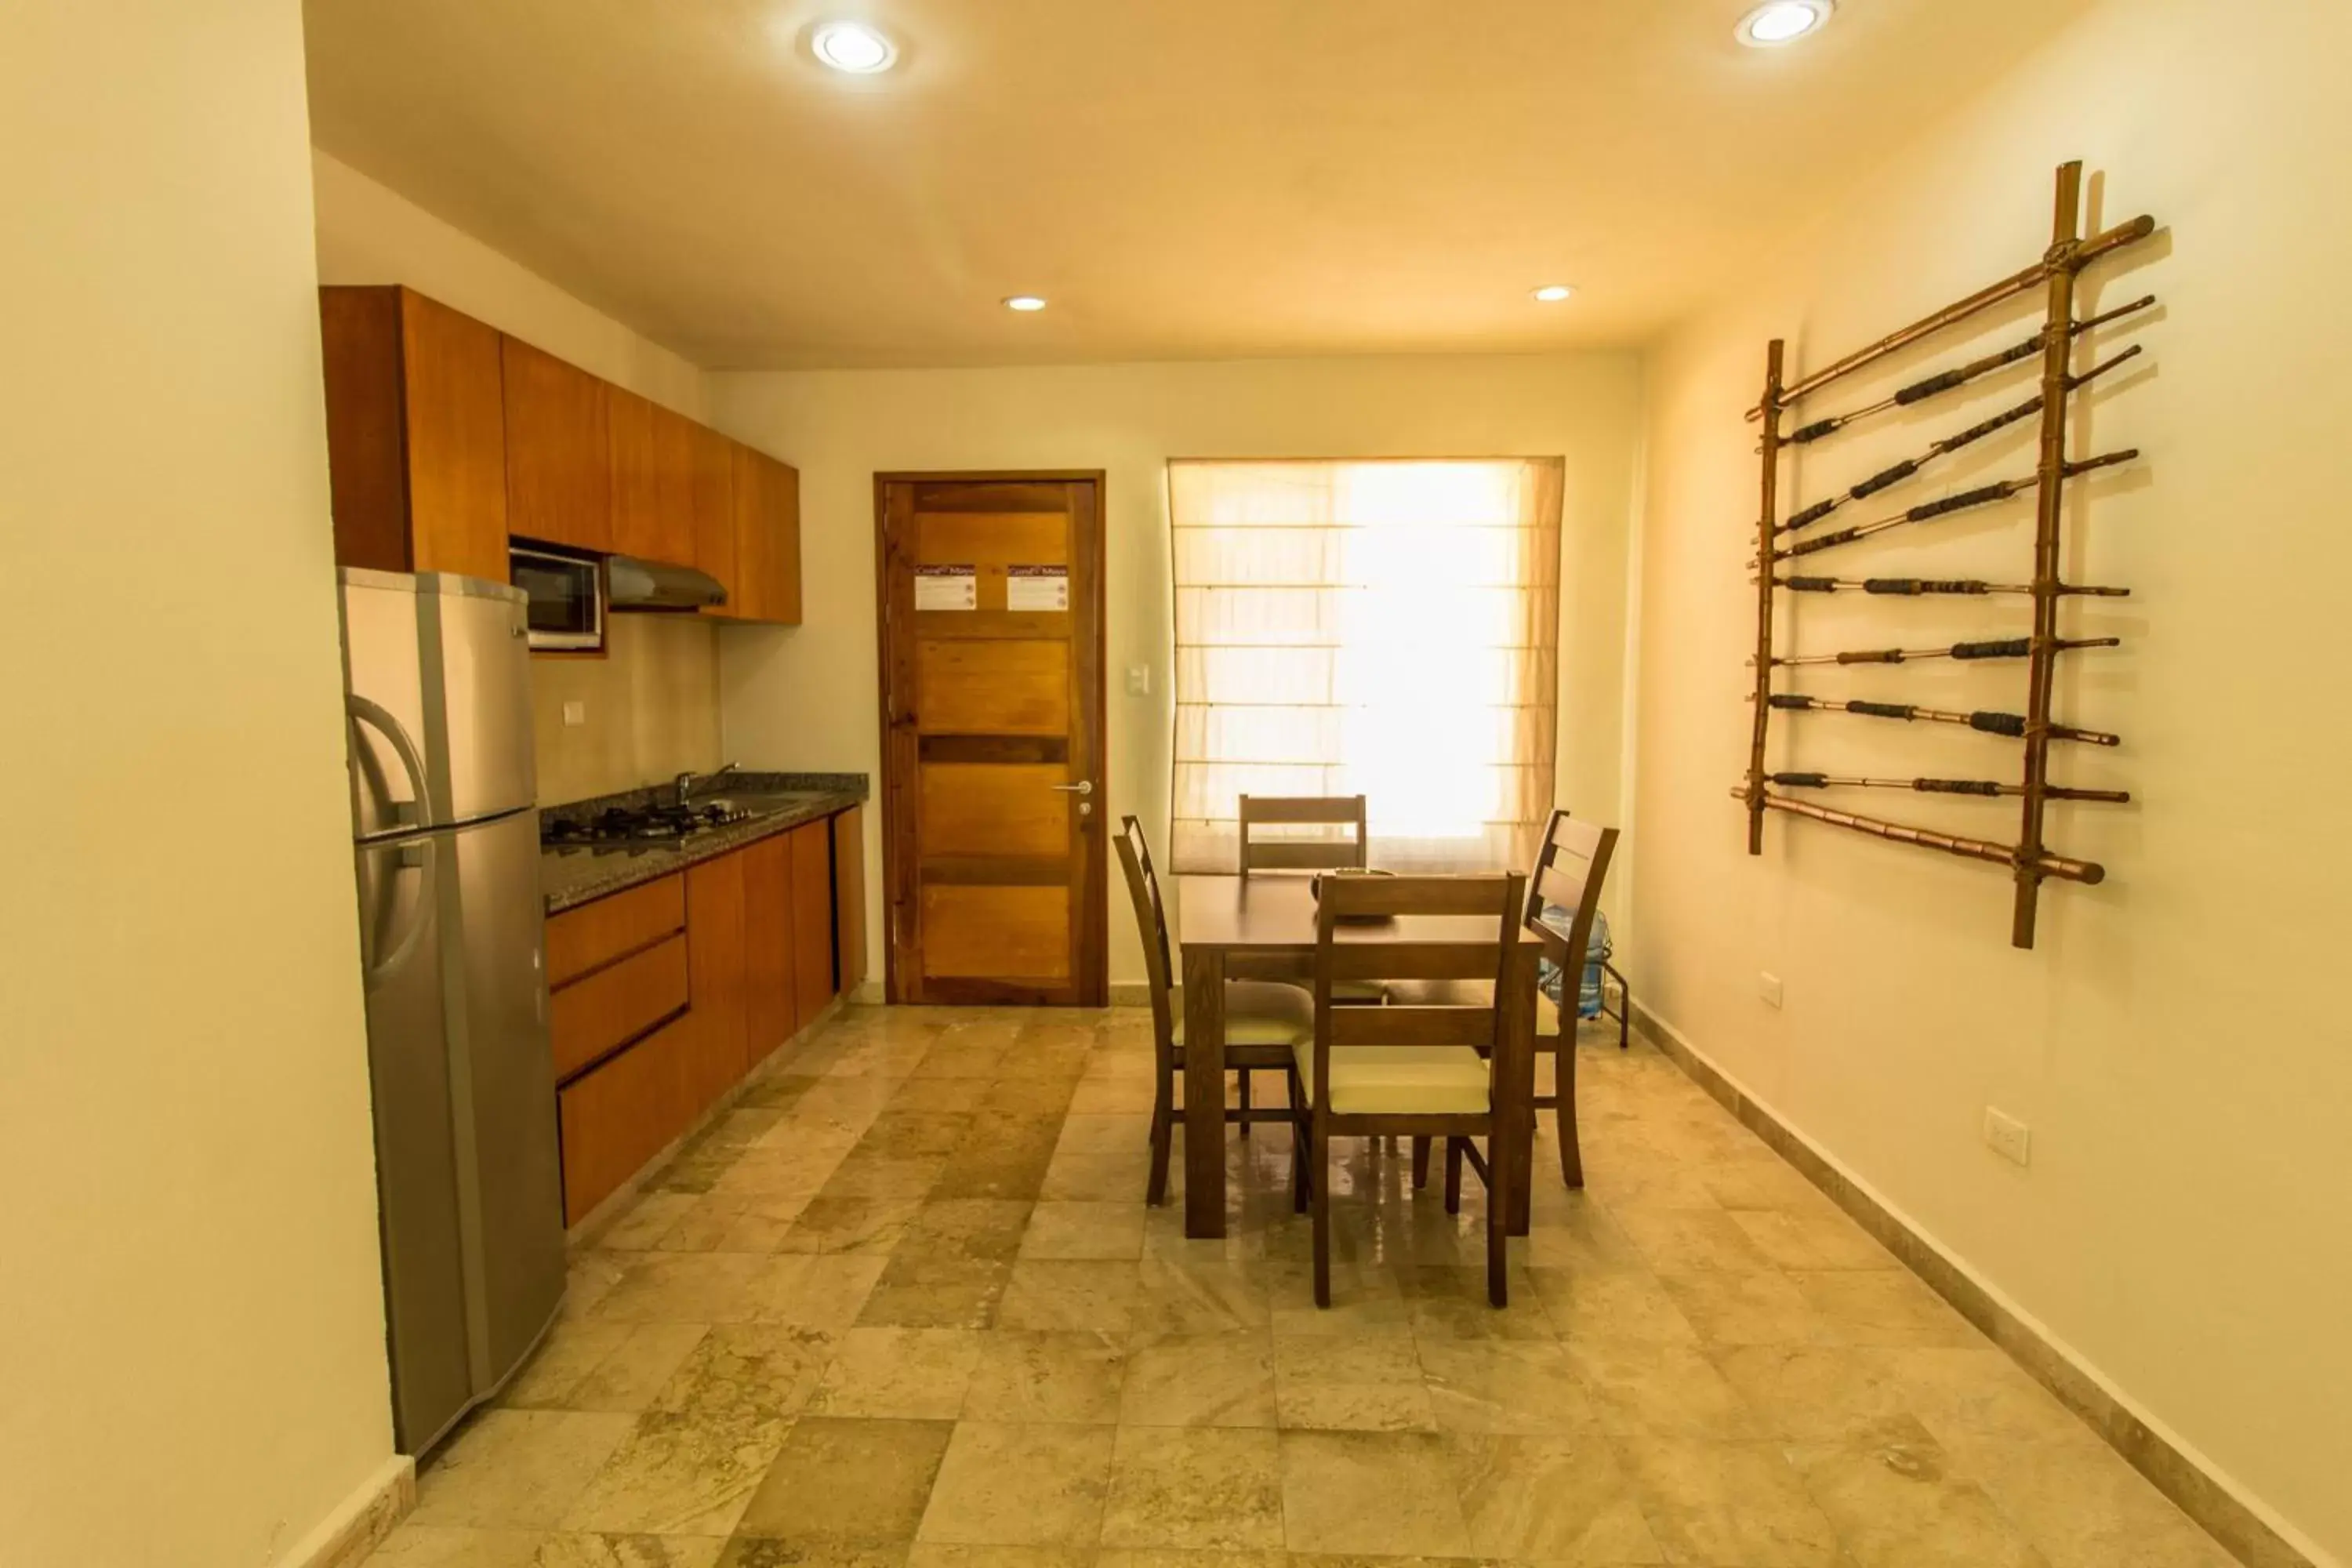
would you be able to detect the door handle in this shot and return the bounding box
[349,692,431,828]
[1049,781,1094,795]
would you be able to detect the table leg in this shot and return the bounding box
[1181,946,1229,1238]
[1503,944,1537,1236]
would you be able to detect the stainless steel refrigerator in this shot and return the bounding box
[341,568,566,1455]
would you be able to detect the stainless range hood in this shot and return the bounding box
[606,556,727,612]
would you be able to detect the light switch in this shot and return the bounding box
[562,700,587,727]
[1126,664,1151,696]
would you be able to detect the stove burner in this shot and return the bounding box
[543,800,754,849]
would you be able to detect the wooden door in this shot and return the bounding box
[742,831,797,1066]
[876,473,1107,1005]
[502,336,612,552]
[691,426,740,616]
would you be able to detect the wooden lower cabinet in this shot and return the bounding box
[558,1015,691,1224]
[546,874,685,988]
[548,932,688,1082]
[550,809,862,1225]
[742,833,797,1069]
[684,853,748,1118]
[791,821,837,1032]
[832,806,866,995]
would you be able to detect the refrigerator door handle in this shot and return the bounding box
[367,840,436,985]
[350,691,430,830]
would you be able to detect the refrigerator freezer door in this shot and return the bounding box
[343,568,536,838]
[343,569,430,841]
[443,806,566,1386]
[419,573,537,826]
[355,831,474,1452]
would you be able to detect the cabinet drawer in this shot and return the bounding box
[558,1015,691,1225]
[550,932,689,1082]
[546,875,686,987]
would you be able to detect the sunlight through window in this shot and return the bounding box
[1168,458,1563,873]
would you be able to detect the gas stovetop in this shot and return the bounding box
[542,800,755,850]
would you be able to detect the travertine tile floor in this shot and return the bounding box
[372,1006,2239,1568]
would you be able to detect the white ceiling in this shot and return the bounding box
[302,0,2097,370]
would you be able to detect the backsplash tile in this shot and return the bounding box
[528,613,722,804]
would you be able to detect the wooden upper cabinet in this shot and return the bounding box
[609,387,697,567]
[318,286,509,583]
[731,445,804,625]
[502,336,611,552]
[691,423,740,616]
[652,405,700,566]
[319,283,795,613]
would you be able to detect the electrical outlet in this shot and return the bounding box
[1984,1107,2032,1167]
[1126,663,1151,696]
[1758,971,1784,1009]
[562,700,587,727]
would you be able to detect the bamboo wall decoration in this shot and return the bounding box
[1737,160,2155,949]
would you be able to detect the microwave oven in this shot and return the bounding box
[508,545,604,652]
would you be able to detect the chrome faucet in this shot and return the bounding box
[674,761,739,807]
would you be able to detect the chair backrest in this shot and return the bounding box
[1238,793,1368,877]
[1113,815,1178,1056]
[1309,873,1525,1105]
[1523,809,1620,1023]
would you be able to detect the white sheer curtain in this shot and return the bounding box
[1167,458,1563,874]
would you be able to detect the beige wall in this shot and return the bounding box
[314,150,707,419]
[531,616,725,805]
[0,5,401,1565]
[1629,2,2349,1561]
[313,151,723,804]
[709,354,1643,985]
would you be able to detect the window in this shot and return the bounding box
[1167,457,1563,873]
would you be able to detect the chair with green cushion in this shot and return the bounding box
[1116,815,1311,1206]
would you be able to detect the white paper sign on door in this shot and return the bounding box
[1007,564,1070,612]
[914,564,977,610]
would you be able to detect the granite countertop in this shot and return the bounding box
[540,771,869,915]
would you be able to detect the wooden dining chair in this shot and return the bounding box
[1233,793,1384,1115]
[1286,872,1526,1307]
[1237,793,1368,877]
[1521,810,1620,1189]
[1398,810,1621,1192]
[1116,815,1312,1206]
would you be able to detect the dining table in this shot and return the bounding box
[1172,872,1543,1240]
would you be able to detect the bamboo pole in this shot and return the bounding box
[2013,161,2086,949]
[1739,788,2106,885]
[1747,342,1784,855]
[1747,213,2154,420]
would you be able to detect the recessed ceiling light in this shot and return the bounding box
[1735,0,1833,47]
[1531,285,1575,303]
[1003,296,1048,312]
[811,20,897,73]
